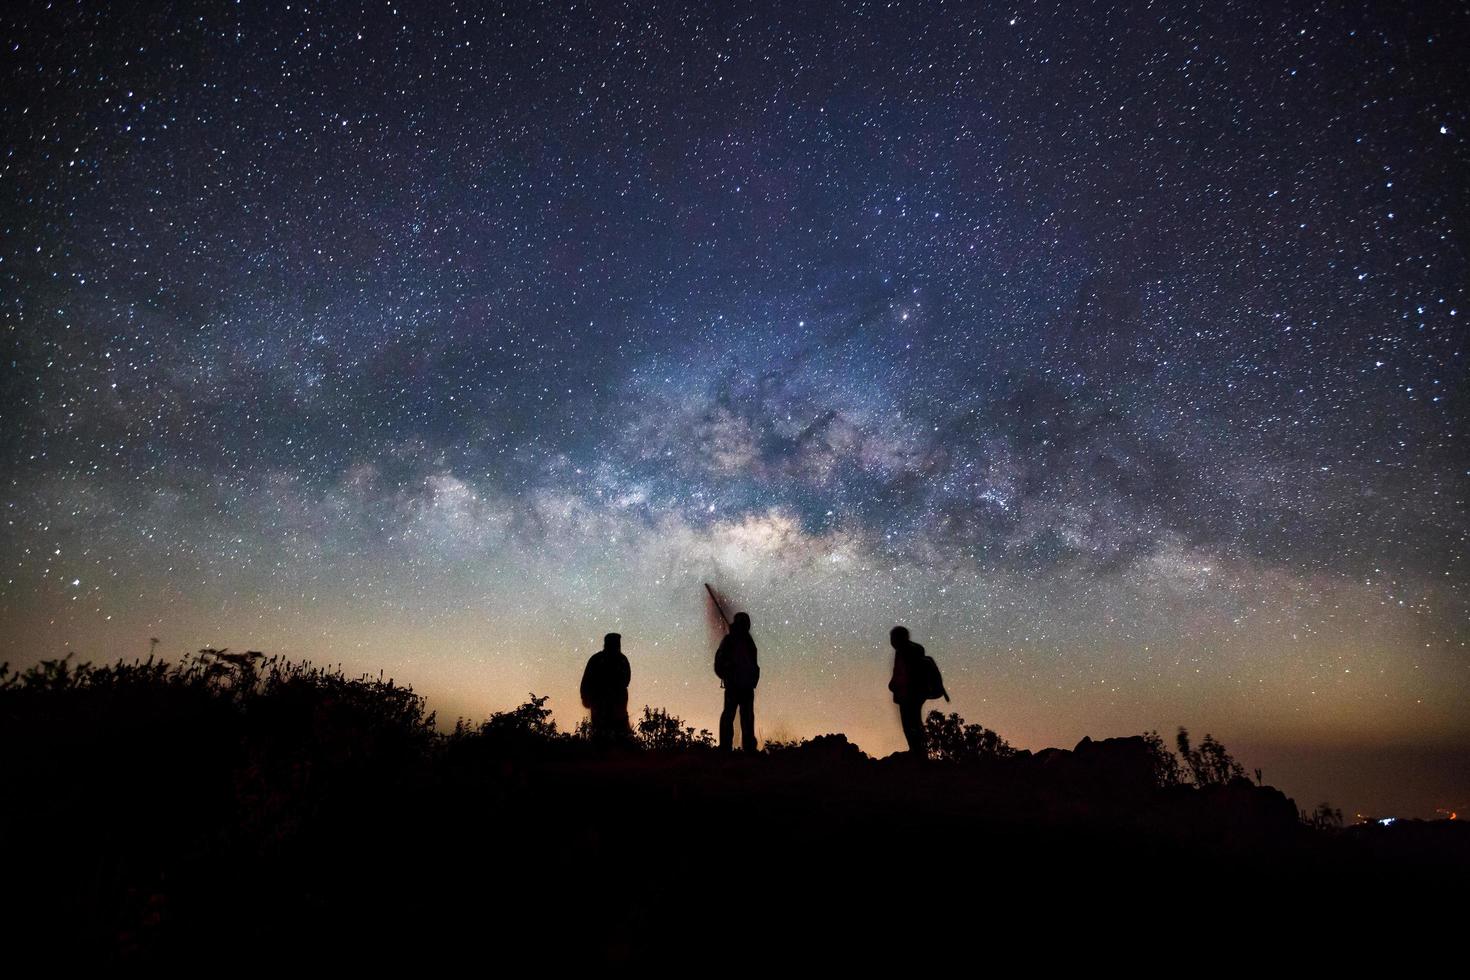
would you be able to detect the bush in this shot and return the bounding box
[923,710,1015,762]
[446,693,573,763]
[1175,727,1244,787]
[1,649,442,960]
[470,692,559,739]
[1,649,438,759]
[1302,802,1344,830]
[635,706,714,751]
[761,737,803,755]
[1141,730,1186,788]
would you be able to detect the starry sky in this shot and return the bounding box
[2,1,1465,816]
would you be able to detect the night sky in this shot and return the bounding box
[3,1,1465,817]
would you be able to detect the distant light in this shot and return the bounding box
[1378,817,1396,826]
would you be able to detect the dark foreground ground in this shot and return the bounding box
[3,654,1464,967]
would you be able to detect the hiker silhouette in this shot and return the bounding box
[887,626,930,756]
[714,611,759,752]
[580,632,632,740]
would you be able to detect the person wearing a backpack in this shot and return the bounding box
[715,611,760,753]
[887,625,947,756]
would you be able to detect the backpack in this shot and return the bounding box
[714,633,758,690]
[917,653,948,702]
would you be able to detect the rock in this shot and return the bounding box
[1069,735,1157,799]
[770,732,869,766]
[1031,747,1072,768]
[1197,776,1299,836]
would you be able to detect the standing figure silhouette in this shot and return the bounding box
[887,626,928,757]
[715,612,760,753]
[580,632,632,741]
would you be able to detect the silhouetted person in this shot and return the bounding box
[715,611,759,753]
[581,632,631,740]
[888,625,928,756]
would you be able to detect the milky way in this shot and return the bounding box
[2,2,1465,815]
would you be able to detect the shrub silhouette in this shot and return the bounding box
[447,692,575,763]
[635,705,715,751]
[1303,801,1344,830]
[456,699,715,752]
[1,649,441,959]
[2,649,436,754]
[470,692,560,739]
[923,710,1015,762]
[1175,726,1244,787]
[1141,729,1186,787]
[761,736,803,755]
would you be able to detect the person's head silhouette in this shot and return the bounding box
[731,612,751,634]
[604,632,622,654]
[890,625,910,649]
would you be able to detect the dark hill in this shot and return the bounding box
[2,652,1462,967]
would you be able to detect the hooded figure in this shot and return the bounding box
[581,632,632,739]
[715,612,759,752]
